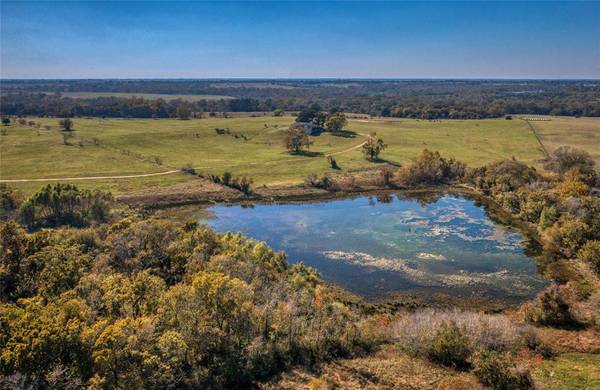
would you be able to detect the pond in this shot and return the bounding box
[201,192,548,304]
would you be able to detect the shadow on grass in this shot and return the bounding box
[293,150,324,157]
[370,158,401,167]
[330,130,358,138]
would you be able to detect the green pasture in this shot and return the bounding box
[533,353,600,389]
[3,115,587,196]
[528,116,600,165]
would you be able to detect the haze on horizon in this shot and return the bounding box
[1,1,599,80]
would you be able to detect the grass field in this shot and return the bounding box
[35,91,234,101]
[533,353,600,389]
[528,116,600,165]
[2,115,597,196]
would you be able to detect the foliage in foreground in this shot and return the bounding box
[0,217,377,388]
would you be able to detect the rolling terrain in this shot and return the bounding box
[1,115,598,196]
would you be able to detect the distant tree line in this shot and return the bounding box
[1,79,599,118]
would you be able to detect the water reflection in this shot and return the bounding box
[202,192,547,303]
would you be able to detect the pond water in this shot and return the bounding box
[202,192,547,303]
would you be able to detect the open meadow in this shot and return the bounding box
[527,116,600,165]
[2,115,599,196]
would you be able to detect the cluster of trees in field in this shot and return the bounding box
[2,79,599,118]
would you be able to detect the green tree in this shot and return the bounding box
[19,183,112,229]
[324,112,347,133]
[28,244,91,299]
[2,117,10,126]
[284,123,311,154]
[295,104,326,126]
[0,221,27,301]
[361,134,387,161]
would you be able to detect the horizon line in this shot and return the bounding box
[2,77,600,82]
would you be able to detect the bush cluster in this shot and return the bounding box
[208,172,253,195]
[394,149,465,186]
[392,309,546,388]
[18,183,112,230]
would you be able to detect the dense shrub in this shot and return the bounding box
[180,163,196,175]
[377,166,394,187]
[554,179,591,198]
[543,259,598,299]
[392,310,539,367]
[538,205,559,230]
[578,240,600,275]
[427,321,472,369]
[304,174,332,189]
[208,172,253,194]
[523,284,583,328]
[18,183,112,230]
[472,351,534,390]
[542,215,590,259]
[394,149,465,186]
[0,185,20,218]
[466,159,540,195]
[514,190,558,224]
[544,146,597,186]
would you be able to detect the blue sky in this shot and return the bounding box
[1,1,599,79]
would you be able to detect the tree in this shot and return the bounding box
[325,113,347,133]
[361,134,387,161]
[19,183,112,229]
[544,146,597,185]
[59,118,73,131]
[284,123,311,154]
[273,109,284,117]
[578,240,600,275]
[2,117,10,126]
[395,149,466,186]
[295,104,326,127]
[176,106,191,120]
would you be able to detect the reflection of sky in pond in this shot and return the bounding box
[203,194,547,302]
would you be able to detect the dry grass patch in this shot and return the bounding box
[537,328,600,354]
[259,345,481,390]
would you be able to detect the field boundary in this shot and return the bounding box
[523,119,550,158]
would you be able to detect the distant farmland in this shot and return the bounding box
[42,91,234,101]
